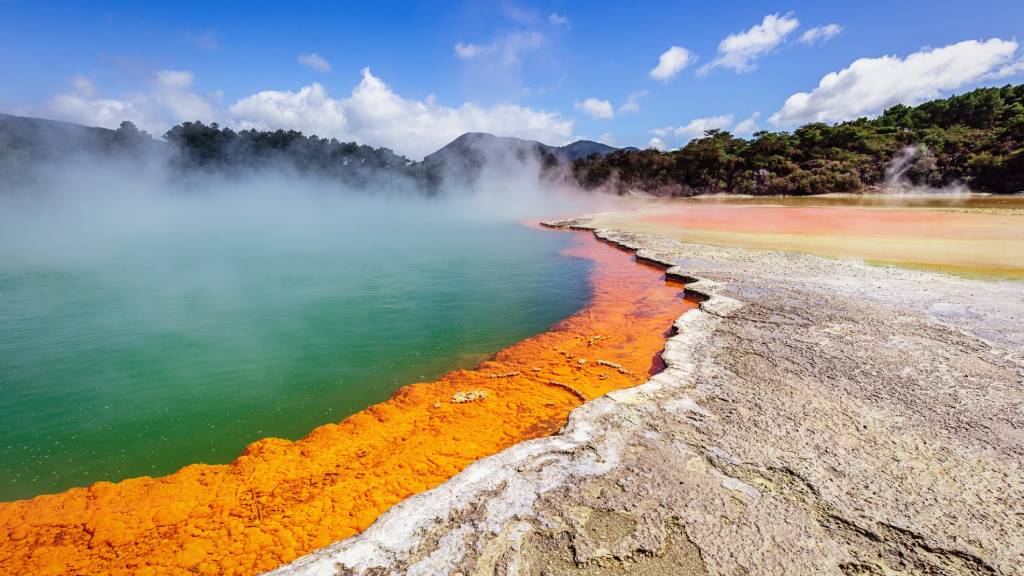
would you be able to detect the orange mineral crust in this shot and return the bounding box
[0,230,695,576]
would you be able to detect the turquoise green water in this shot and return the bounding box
[0,214,591,501]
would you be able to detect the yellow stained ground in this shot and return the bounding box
[591,195,1024,279]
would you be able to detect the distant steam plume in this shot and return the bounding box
[883,144,968,195]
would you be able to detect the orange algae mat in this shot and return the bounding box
[0,230,696,576]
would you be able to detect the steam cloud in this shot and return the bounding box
[882,145,969,195]
[0,134,618,271]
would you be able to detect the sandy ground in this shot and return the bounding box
[270,210,1024,576]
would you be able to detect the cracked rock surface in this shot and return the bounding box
[268,215,1024,576]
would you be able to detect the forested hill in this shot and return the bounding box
[0,114,161,181]
[571,84,1024,195]
[162,122,419,188]
[0,114,420,188]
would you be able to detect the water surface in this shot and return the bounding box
[602,194,1024,279]
[0,206,592,501]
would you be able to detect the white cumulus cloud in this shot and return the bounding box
[619,90,648,114]
[574,97,614,119]
[672,115,734,141]
[229,83,348,137]
[647,137,667,150]
[40,68,575,160]
[45,69,214,134]
[733,112,761,136]
[700,13,799,74]
[770,38,1023,126]
[230,68,573,159]
[151,70,216,122]
[650,46,694,81]
[298,52,332,73]
[799,24,842,45]
[48,94,149,131]
[649,115,735,147]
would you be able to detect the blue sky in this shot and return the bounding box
[2,0,1022,158]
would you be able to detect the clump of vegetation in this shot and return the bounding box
[163,122,414,180]
[570,84,1024,195]
[0,114,423,190]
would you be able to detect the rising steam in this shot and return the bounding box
[0,131,620,270]
[883,144,969,195]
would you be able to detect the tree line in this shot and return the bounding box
[569,84,1024,195]
[0,115,430,189]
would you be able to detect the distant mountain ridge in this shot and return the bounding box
[0,112,161,155]
[0,113,167,183]
[423,132,625,168]
[558,139,628,161]
[419,132,631,184]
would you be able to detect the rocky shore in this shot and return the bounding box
[270,213,1024,576]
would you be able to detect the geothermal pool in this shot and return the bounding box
[0,228,695,576]
[0,217,592,501]
[597,194,1024,279]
